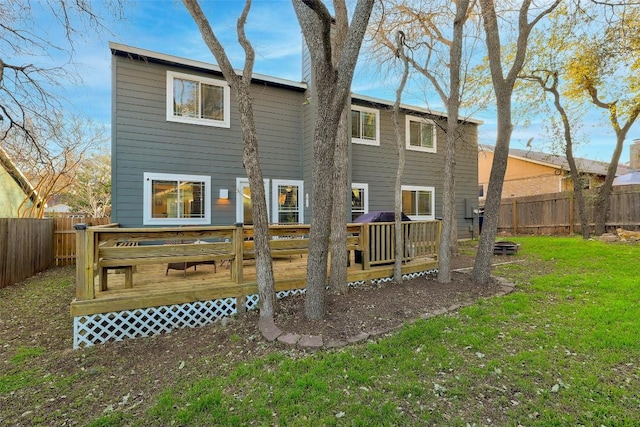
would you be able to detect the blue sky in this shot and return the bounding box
[56,0,637,164]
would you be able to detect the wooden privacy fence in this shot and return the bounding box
[495,185,640,235]
[54,217,111,266]
[0,218,54,289]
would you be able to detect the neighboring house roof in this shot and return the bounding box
[479,144,631,177]
[110,42,483,125]
[613,171,640,186]
[0,147,41,205]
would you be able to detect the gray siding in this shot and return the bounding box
[112,55,305,227]
[112,46,480,238]
[351,103,479,239]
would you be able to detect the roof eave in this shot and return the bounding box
[109,42,308,92]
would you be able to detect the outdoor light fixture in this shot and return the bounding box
[219,189,229,199]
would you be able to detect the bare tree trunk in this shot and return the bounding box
[472,0,559,284]
[552,81,590,239]
[182,0,276,317]
[329,0,350,294]
[594,133,626,235]
[437,0,468,283]
[520,72,591,238]
[294,0,374,320]
[329,105,349,293]
[392,31,409,284]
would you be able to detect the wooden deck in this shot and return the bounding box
[71,222,441,317]
[70,253,438,316]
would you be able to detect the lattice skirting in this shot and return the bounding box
[73,269,438,349]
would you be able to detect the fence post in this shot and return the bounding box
[512,200,518,235]
[233,223,244,284]
[74,224,94,300]
[569,194,575,235]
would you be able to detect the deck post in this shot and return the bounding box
[362,223,371,270]
[233,222,244,284]
[74,224,94,300]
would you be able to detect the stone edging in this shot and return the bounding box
[258,275,516,350]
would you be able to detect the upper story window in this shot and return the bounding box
[406,115,437,153]
[167,71,230,128]
[401,185,435,220]
[351,105,380,146]
[143,172,211,225]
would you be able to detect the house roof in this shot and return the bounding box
[110,42,483,125]
[110,42,308,91]
[479,144,631,177]
[352,93,483,125]
[0,147,41,204]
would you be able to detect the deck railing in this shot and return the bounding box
[74,221,441,302]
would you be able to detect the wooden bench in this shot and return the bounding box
[97,240,234,291]
[99,241,138,291]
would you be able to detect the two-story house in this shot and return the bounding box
[110,43,481,238]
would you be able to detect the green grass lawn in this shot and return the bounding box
[2,237,639,426]
[91,236,640,426]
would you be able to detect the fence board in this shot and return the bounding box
[53,217,111,266]
[495,185,640,235]
[0,219,54,289]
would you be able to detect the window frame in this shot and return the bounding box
[401,185,435,220]
[166,70,231,128]
[271,179,304,224]
[351,182,369,221]
[405,115,437,153]
[351,105,380,146]
[143,172,211,226]
[235,177,270,225]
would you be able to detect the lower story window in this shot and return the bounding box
[351,183,369,221]
[143,172,211,225]
[235,178,270,225]
[272,179,303,224]
[401,185,435,220]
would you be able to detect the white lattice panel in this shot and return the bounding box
[73,297,236,349]
[245,294,259,311]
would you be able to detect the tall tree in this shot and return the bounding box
[0,1,123,150]
[3,115,106,218]
[66,149,112,218]
[293,0,375,320]
[564,4,640,235]
[182,0,277,319]
[328,0,350,294]
[521,69,591,238]
[369,0,477,283]
[391,30,410,284]
[517,5,591,238]
[472,0,560,284]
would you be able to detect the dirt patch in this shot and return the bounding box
[0,249,515,425]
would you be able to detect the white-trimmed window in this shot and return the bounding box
[235,177,270,225]
[401,185,435,220]
[167,71,230,128]
[406,115,437,153]
[272,179,304,224]
[351,105,380,146]
[351,183,369,221]
[143,172,211,225]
